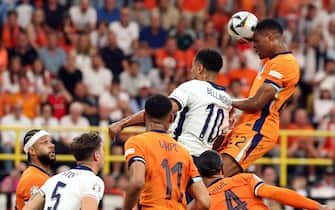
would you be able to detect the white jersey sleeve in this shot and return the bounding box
[81,176,104,203]
[169,81,190,109]
[169,80,232,156]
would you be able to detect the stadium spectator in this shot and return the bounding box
[310,166,335,200]
[155,37,185,69]
[73,82,99,125]
[177,0,207,29]
[131,42,153,74]
[291,176,310,199]
[73,33,94,73]
[0,39,8,72]
[99,78,131,122]
[110,144,125,178]
[261,166,282,210]
[33,103,59,140]
[38,32,67,75]
[139,11,168,49]
[90,21,109,48]
[57,53,83,96]
[226,52,257,97]
[130,0,150,27]
[210,0,229,33]
[99,30,126,79]
[152,0,180,30]
[69,0,97,32]
[129,80,151,113]
[120,58,147,97]
[184,38,204,69]
[27,58,51,95]
[288,109,318,158]
[97,0,120,24]
[148,57,173,93]
[0,73,10,117]
[9,31,38,67]
[2,10,20,49]
[8,75,40,119]
[1,102,31,173]
[59,102,89,150]
[26,8,48,49]
[15,0,33,28]
[83,53,113,97]
[169,15,195,51]
[319,107,335,160]
[0,163,25,193]
[323,17,335,54]
[2,56,24,93]
[109,6,139,56]
[46,80,72,120]
[43,0,65,30]
[58,14,77,54]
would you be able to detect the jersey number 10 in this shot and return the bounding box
[199,104,224,143]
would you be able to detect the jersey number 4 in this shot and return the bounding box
[47,181,66,210]
[161,159,183,202]
[224,190,247,210]
[200,104,224,143]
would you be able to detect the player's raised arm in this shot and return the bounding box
[22,191,45,210]
[232,83,277,113]
[256,184,332,210]
[187,181,211,210]
[108,101,180,139]
[123,161,146,210]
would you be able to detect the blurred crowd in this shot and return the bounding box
[0,0,334,206]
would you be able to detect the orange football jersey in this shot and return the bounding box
[125,130,201,210]
[16,165,50,210]
[208,173,268,210]
[234,52,300,140]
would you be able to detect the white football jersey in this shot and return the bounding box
[170,80,232,156]
[40,165,104,210]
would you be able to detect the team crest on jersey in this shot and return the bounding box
[92,183,102,193]
[30,186,39,196]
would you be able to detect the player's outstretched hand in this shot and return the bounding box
[109,122,123,142]
[318,205,333,210]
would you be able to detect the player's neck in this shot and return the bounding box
[77,162,98,174]
[204,73,217,83]
[30,160,52,175]
[203,175,224,187]
[271,43,288,57]
[146,122,169,132]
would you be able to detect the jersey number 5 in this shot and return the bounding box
[47,181,66,210]
[161,159,183,202]
[200,104,224,143]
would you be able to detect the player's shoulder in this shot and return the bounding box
[269,52,299,67]
[178,79,207,89]
[232,173,255,182]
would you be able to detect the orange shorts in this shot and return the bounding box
[218,130,276,170]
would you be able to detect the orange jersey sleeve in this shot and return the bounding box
[16,166,50,210]
[264,55,299,92]
[124,136,146,167]
[258,184,320,210]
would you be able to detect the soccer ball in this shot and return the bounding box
[227,11,258,42]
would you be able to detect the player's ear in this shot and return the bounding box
[143,112,147,124]
[168,112,173,123]
[29,147,36,156]
[93,150,99,161]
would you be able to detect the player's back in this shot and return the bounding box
[170,80,231,156]
[40,166,104,210]
[237,52,300,140]
[125,131,201,210]
[208,173,268,210]
[16,166,50,210]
